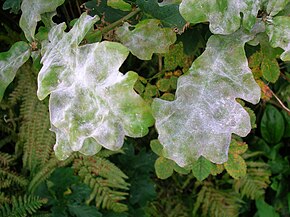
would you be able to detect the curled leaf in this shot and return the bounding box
[152,29,261,167]
[38,13,154,160]
[0,41,31,101]
[19,0,65,42]
[116,19,176,60]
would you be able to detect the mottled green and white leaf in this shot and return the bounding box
[116,19,176,60]
[266,0,290,16]
[266,16,290,61]
[152,28,261,166]
[19,0,65,42]
[37,13,154,160]
[179,0,261,34]
[0,41,30,101]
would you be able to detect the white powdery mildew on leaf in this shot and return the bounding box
[152,29,261,167]
[266,16,290,61]
[116,19,176,60]
[179,0,261,35]
[19,0,65,42]
[0,41,30,101]
[38,13,154,160]
[266,0,290,16]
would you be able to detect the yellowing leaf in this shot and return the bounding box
[116,19,176,60]
[0,41,30,102]
[19,0,65,42]
[37,13,154,160]
[152,28,261,167]
[224,154,247,179]
[155,157,174,179]
[229,140,248,155]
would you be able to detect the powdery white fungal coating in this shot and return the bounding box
[152,29,261,167]
[179,0,261,35]
[116,19,176,60]
[266,16,290,61]
[37,13,154,160]
[266,0,290,16]
[0,41,31,101]
[19,0,65,42]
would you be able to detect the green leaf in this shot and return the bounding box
[154,157,174,179]
[2,0,21,14]
[266,16,290,61]
[116,19,176,60]
[19,0,65,42]
[37,13,154,160]
[260,105,285,144]
[85,0,128,23]
[68,205,102,217]
[163,42,186,71]
[282,110,290,138]
[160,93,175,101]
[136,0,186,31]
[150,139,163,156]
[107,0,131,11]
[152,28,261,166]
[261,57,280,83]
[224,154,247,179]
[0,41,30,102]
[156,78,171,92]
[191,156,212,181]
[255,199,280,217]
[179,0,260,34]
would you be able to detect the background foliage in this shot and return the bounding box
[0,0,289,216]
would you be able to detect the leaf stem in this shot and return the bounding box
[101,8,141,35]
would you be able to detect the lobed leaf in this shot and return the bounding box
[37,13,154,160]
[266,16,290,61]
[19,0,65,42]
[0,41,30,102]
[179,0,261,35]
[116,19,176,60]
[152,28,262,167]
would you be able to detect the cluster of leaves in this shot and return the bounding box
[0,0,290,216]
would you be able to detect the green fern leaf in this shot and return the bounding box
[234,161,271,199]
[0,195,47,217]
[73,155,129,212]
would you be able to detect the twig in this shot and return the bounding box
[101,8,141,35]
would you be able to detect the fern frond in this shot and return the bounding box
[234,161,271,200]
[0,167,29,188]
[28,154,76,193]
[0,192,10,204]
[193,182,244,217]
[9,63,55,175]
[0,152,15,166]
[73,155,129,212]
[0,195,47,217]
[0,178,12,189]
